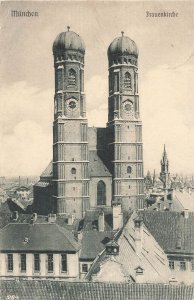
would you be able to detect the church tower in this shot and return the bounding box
[52,27,89,217]
[107,32,144,210]
[160,145,170,189]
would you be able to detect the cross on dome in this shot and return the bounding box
[67,26,70,31]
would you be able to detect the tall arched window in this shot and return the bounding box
[127,166,132,174]
[97,181,106,205]
[124,72,131,89]
[68,69,76,86]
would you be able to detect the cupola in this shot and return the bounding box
[108,31,138,59]
[53,26,85,55]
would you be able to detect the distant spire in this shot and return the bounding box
[162,144,168,161]
[121,31,124,36]
[67,26,70,31]
[164,144,167,155]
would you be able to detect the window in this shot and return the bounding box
[180,261,186,271]
[127,166,132,174]
[61,254,67,272]
[7,254,13,272]
[97,180,106,205]
[191,260,194,271]
[82,264,88,273]
[68,69,76,86]
[114,72,119,92]
[34,254,40,272]
[135,267,144,275]
[57,68,63,91]
[169,261,174,270]
[124,72,131,89]
[20,254,26,272]
[48,254,53,272]
[71,168,76,175]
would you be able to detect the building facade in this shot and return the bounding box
[34,28,145,218]
[0,220,80,280]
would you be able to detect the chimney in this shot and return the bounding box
[13,211,19,221]
[67,214,75,225]
[32,213,37,223]
[182,209,189,219]
[48,213,56,223]
[134,216,143,255]
[98,210,104,232]
[77,231,83,241]
[113,204,123,230]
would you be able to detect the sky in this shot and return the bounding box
[0,1,194,177]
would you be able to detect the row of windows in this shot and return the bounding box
[7,254,67,273]
[169,260,194,271]
[110,57,137,66]
[55,55,84,63]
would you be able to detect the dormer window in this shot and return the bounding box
[105,240,119,255]
[135,266,144,275]
[68,69,76,86]
[23,237,29,244]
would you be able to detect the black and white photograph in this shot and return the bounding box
[0,1,194,299]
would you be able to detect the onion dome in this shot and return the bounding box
[53,26,85,54]
[108,31,138,58]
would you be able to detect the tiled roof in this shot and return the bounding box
[0,223,80,252]
[173,190,194,211]
[80,230,115,260]
[81,209,113,231]
[137,211,194,254]
[0,280,193,300]
[89,151,112,177]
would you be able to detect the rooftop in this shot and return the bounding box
[0,281,193,300]
[0,222,80,253]
[138,211,194,254]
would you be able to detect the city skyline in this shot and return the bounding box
[0,1,193,176]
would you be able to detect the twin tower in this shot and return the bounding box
[35,28,144,218]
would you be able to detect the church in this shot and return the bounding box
[33,28,144,218]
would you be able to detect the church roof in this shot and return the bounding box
[137,211,194,254]
[0,280,193,300]
[0,223,80,253]
[40,161,53,179]
[89,151,112,178]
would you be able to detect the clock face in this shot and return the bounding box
[66,98,78,111]
[122,100,133,113]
